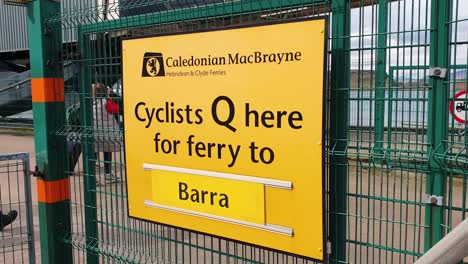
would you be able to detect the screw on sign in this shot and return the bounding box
[450,90,468,124]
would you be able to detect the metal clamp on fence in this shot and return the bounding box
[31,165,45,178]
[428,67,448,79]
[425,194,444,206]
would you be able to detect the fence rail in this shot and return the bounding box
[414,218,468,264]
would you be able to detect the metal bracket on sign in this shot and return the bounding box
[425,194,444,206]
[428,67,448,79]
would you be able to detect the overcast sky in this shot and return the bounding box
[348,0,468,74]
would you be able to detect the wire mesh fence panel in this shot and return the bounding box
[30,0,468,263]
[0,152,35,264]
[445,0,468,263]
[343,1,432,263]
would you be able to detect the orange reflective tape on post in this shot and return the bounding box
[32,78,65,103]
[37,178,70,203]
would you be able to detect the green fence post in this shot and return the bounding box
[330,0,350,262]
[374,0,388,163]
[26,1,72,263]
[78,31,99,264]
[425,0,451,250]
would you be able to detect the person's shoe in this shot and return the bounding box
[104,172,120,183]
[0,210,18,231]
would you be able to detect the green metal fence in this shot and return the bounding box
[26,0,468,263]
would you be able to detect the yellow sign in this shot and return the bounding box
[123,18,327,260]
[150,169,266,225]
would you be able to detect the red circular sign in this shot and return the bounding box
[449,90,468,124]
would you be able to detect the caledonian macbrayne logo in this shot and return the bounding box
[142,52,165,77]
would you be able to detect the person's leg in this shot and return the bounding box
[68,141,81,176]
[67,141,75,174]
[95,152,99,167]
[104,152,112,174]
[0,210,18,231]
[104,152,119,183]
[95,152,102,186]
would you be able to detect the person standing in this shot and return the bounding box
[92,83,122,184]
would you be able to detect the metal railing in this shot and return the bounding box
[414,219,468,264]
[0,152,35,264]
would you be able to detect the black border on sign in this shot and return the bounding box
[120,16,329,263]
